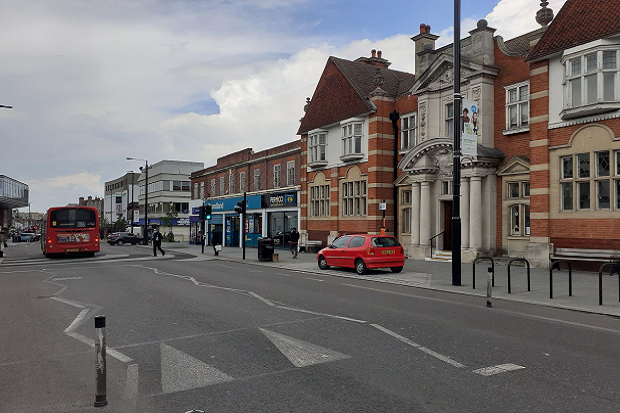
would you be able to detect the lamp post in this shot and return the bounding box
[451,0,462,286]
[127,171,135,234]
[127,157,149,245]
[28,202,31,229]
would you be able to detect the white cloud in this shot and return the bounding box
[486,0,567,41]
[28,173,104,197]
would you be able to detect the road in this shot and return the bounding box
[1,242,619,412]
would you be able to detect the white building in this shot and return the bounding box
[104,171,141,227]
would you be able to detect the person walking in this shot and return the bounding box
[290,227,300,258]
[211,230,221,256]
[0,227,8,258]
[152,226,165,257]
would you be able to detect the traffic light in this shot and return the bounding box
[234,200,246,214]
[204,204,212,220]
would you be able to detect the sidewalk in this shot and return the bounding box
[183,243,620,317]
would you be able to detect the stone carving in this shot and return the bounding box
[419,102,426,138]
[472,87,481,102]
[433,148,453,176]
[439,69,454,85]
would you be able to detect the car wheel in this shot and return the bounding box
[355,259,367,275]
[117,240,124,246]
[390,266,403,273]
[318,256,330,270]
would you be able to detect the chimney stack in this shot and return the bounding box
[411,23,439,75]
[371,49,376,57]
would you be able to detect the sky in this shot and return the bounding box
[0,0,567,213]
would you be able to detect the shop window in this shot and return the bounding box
[510,204,530,237]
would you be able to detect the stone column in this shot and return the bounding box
[469,176,483,251]
[460,177,470,249]
[419,181,431,246]
[411,182,421,246]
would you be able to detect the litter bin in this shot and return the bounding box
[258,237,274,261]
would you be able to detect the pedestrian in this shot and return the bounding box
[152,226,165,257]
[211,231,221,256]
[0,227,8,258]
[290,227,299,258]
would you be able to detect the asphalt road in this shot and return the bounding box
[1,242,620,412]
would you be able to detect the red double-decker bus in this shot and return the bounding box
[41,206,100,257]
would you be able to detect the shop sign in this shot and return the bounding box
[262,192,297,208]
[175,218,190,226]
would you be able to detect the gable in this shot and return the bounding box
[528,0,620,61]
[298,59,376,135]
[497,156,531,176]
[411,56,482,94]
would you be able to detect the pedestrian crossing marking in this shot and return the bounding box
[259,328,350,367]
[160,343,233,394]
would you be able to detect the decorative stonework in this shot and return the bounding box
[433,148,453,176]
[472,87,481,103]
[419,102,427,139]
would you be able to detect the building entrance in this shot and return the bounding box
[443,201,453,251]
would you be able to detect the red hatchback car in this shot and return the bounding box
[316,234,406,275]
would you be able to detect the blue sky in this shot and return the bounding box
[0,0,566,212]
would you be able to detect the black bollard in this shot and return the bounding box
[486,267,493,308]
[94,315,108,407]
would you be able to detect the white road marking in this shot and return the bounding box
[248,291,276,306]
[371,324,466,368]
[275,272,292,277]
[52,276,84,281]
[50,296,87,309]
[275,305,366,323]
[473,363,525,376]
[65,332,134,363]
[64,309,90,332]
[259,328,350,367]
[124,364,139,400]
[160,343,233,393]
[304,277,324,282]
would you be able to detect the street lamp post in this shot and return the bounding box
[451,0,462,286]
[127,158,149,245]
[28,202,31,229]
[127,171,135,234]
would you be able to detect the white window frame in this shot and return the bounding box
[401,112,417,151]
[239,172,246,193]
[562,48,620,118]
[219,176,225,196]
[287,161,295,186]
[341,179,367,217]
[504,81,530,134]
[341,121,364,157]
[273,164,281,188]
[229,172,235,194]
[310,184,330,217]
[445,102,454,138]
[200,181,205,199]
[308,131,327,165]
[193,183,198,199]
[210,179,216,198]
[253,169,260,191]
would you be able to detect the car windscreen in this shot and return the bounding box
[50,209,97,228]
[371,237,401,247]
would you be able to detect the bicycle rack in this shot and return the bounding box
[598,262,620,306]
[507,258,530,294]
[549,260,572,299]
[472,256,495,289]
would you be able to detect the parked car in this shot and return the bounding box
[106,232,142,245]
[15,232,37,242]
[316,234,406,275]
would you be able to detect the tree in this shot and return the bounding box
[113,214,128,232]
[160,203,178,241]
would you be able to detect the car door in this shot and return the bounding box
[323,236,352,267]
[342,236,367,268]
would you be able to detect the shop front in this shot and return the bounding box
[263,192,299,250]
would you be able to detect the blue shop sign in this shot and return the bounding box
[205,195,261,212]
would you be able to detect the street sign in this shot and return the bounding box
[379,202,387,211]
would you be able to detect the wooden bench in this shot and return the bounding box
[550,248,620,275]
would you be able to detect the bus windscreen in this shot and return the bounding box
[50,209,97,228]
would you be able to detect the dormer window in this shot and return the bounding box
[562,48,620,119]
[340,120,365,162]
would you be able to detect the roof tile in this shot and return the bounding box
[528,0,620,61]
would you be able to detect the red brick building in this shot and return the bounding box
[190,141,301,249]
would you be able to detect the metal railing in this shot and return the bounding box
[598,262,620,305]
[428,230,445,259]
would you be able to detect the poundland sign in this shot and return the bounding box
[262,192,297,208]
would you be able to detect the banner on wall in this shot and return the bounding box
[461,99,478,157]
[133,210,139,223]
